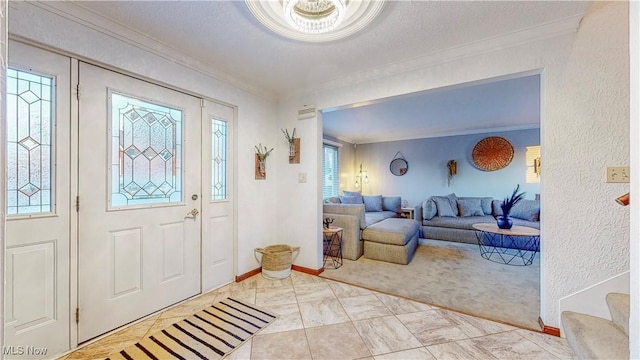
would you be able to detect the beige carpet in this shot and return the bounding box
[321,239,540,330]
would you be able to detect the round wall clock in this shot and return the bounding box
[472,136,514,171]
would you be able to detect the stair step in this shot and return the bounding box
[606,292,630,336]
[561,311,628,360]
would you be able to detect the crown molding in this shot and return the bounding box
[289,14,584,100]
[332,124,541,145]
[27,1,277,102]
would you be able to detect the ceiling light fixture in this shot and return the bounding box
[283,0,346,34]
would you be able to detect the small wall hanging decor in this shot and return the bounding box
[447,160,457,187]
[282,128,300,164]
[255,143,273,180]
[389,151,408,176]
[472,136,514,171]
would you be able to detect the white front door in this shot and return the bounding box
[4,41,71,358]
[77,62,202,342]
[201,100,235,291]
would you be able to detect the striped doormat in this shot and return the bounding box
[107,298,277,360]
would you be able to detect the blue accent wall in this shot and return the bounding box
[353,129,540,207]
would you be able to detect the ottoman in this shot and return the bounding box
[361,218,420,264]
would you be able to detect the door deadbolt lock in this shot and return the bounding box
[191,194,198,200]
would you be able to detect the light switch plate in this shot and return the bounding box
[298,173,307,183]
[606,166,629,183]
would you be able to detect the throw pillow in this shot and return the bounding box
[433,196,457,217]
[339,196,359,204]
[382,196,402,213]
[343,190,363,204]
[445,193,459,216]
[423,197,437,220]
[457,198,484,217]
[363,195,383,212]
[510,199,540,221]
[480,197,494,215]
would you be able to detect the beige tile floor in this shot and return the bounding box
[58,271,576,360]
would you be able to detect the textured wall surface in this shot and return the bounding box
[541,2,629,327]
[285,2,630,329]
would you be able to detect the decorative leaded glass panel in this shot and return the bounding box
[110,92,182,207]
[6,68,54,215]
[211,118,227,200]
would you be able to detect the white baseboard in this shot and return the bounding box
[558,271,629,333]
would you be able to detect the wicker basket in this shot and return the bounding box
[254,244,300,279]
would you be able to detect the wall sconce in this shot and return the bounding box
[615,192,629,206]
[355,163,369,188]
[447,160,457,187]
[534,157,541,176]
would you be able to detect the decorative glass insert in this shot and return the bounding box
[110,92,183,207]
[211,118,227,200]
[6,68,54,215]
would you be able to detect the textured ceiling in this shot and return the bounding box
[59,1,591,142]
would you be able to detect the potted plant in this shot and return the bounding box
[255,143,273,175]
[281,128,297,157]
[498,184,526,229]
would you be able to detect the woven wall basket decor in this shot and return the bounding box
[472,136,514,171]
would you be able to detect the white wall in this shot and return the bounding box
[282,2,630,330]
[7,2,279,276]
[629,1,639,358]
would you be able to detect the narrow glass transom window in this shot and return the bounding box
[109,91,183,207]
[6,68,54,215]
[211,118,227,201]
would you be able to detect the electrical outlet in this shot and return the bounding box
[298,172,307,183]
[606,166,629,183]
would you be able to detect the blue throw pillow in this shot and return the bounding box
[339,196,358,204]
[363,195,383,212]
[343,191,363,204]
[423,198,437,220]
[433,196,456,217]
[457,198,484,217]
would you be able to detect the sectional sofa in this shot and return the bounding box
[323,193,420,263]
[415,193,540,246]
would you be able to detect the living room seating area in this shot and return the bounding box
[323,192,420,264]
[416,193,540,247]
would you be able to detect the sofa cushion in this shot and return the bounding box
[339,195,359,204]
[457,198,484,217]
[424,215,495,230]
[382,196,402,214]
[423,197,437,220]
[363,195,383,212]
[510,199,540,221]
[364,211,398,228]
[433,196,457,217]
[362,218,420,246]
[343,190,363,204]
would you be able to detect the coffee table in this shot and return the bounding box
[472,223,540,266]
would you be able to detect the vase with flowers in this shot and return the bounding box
[497,184,525,229]
[282,128,297,157]
[255,143,273,177]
